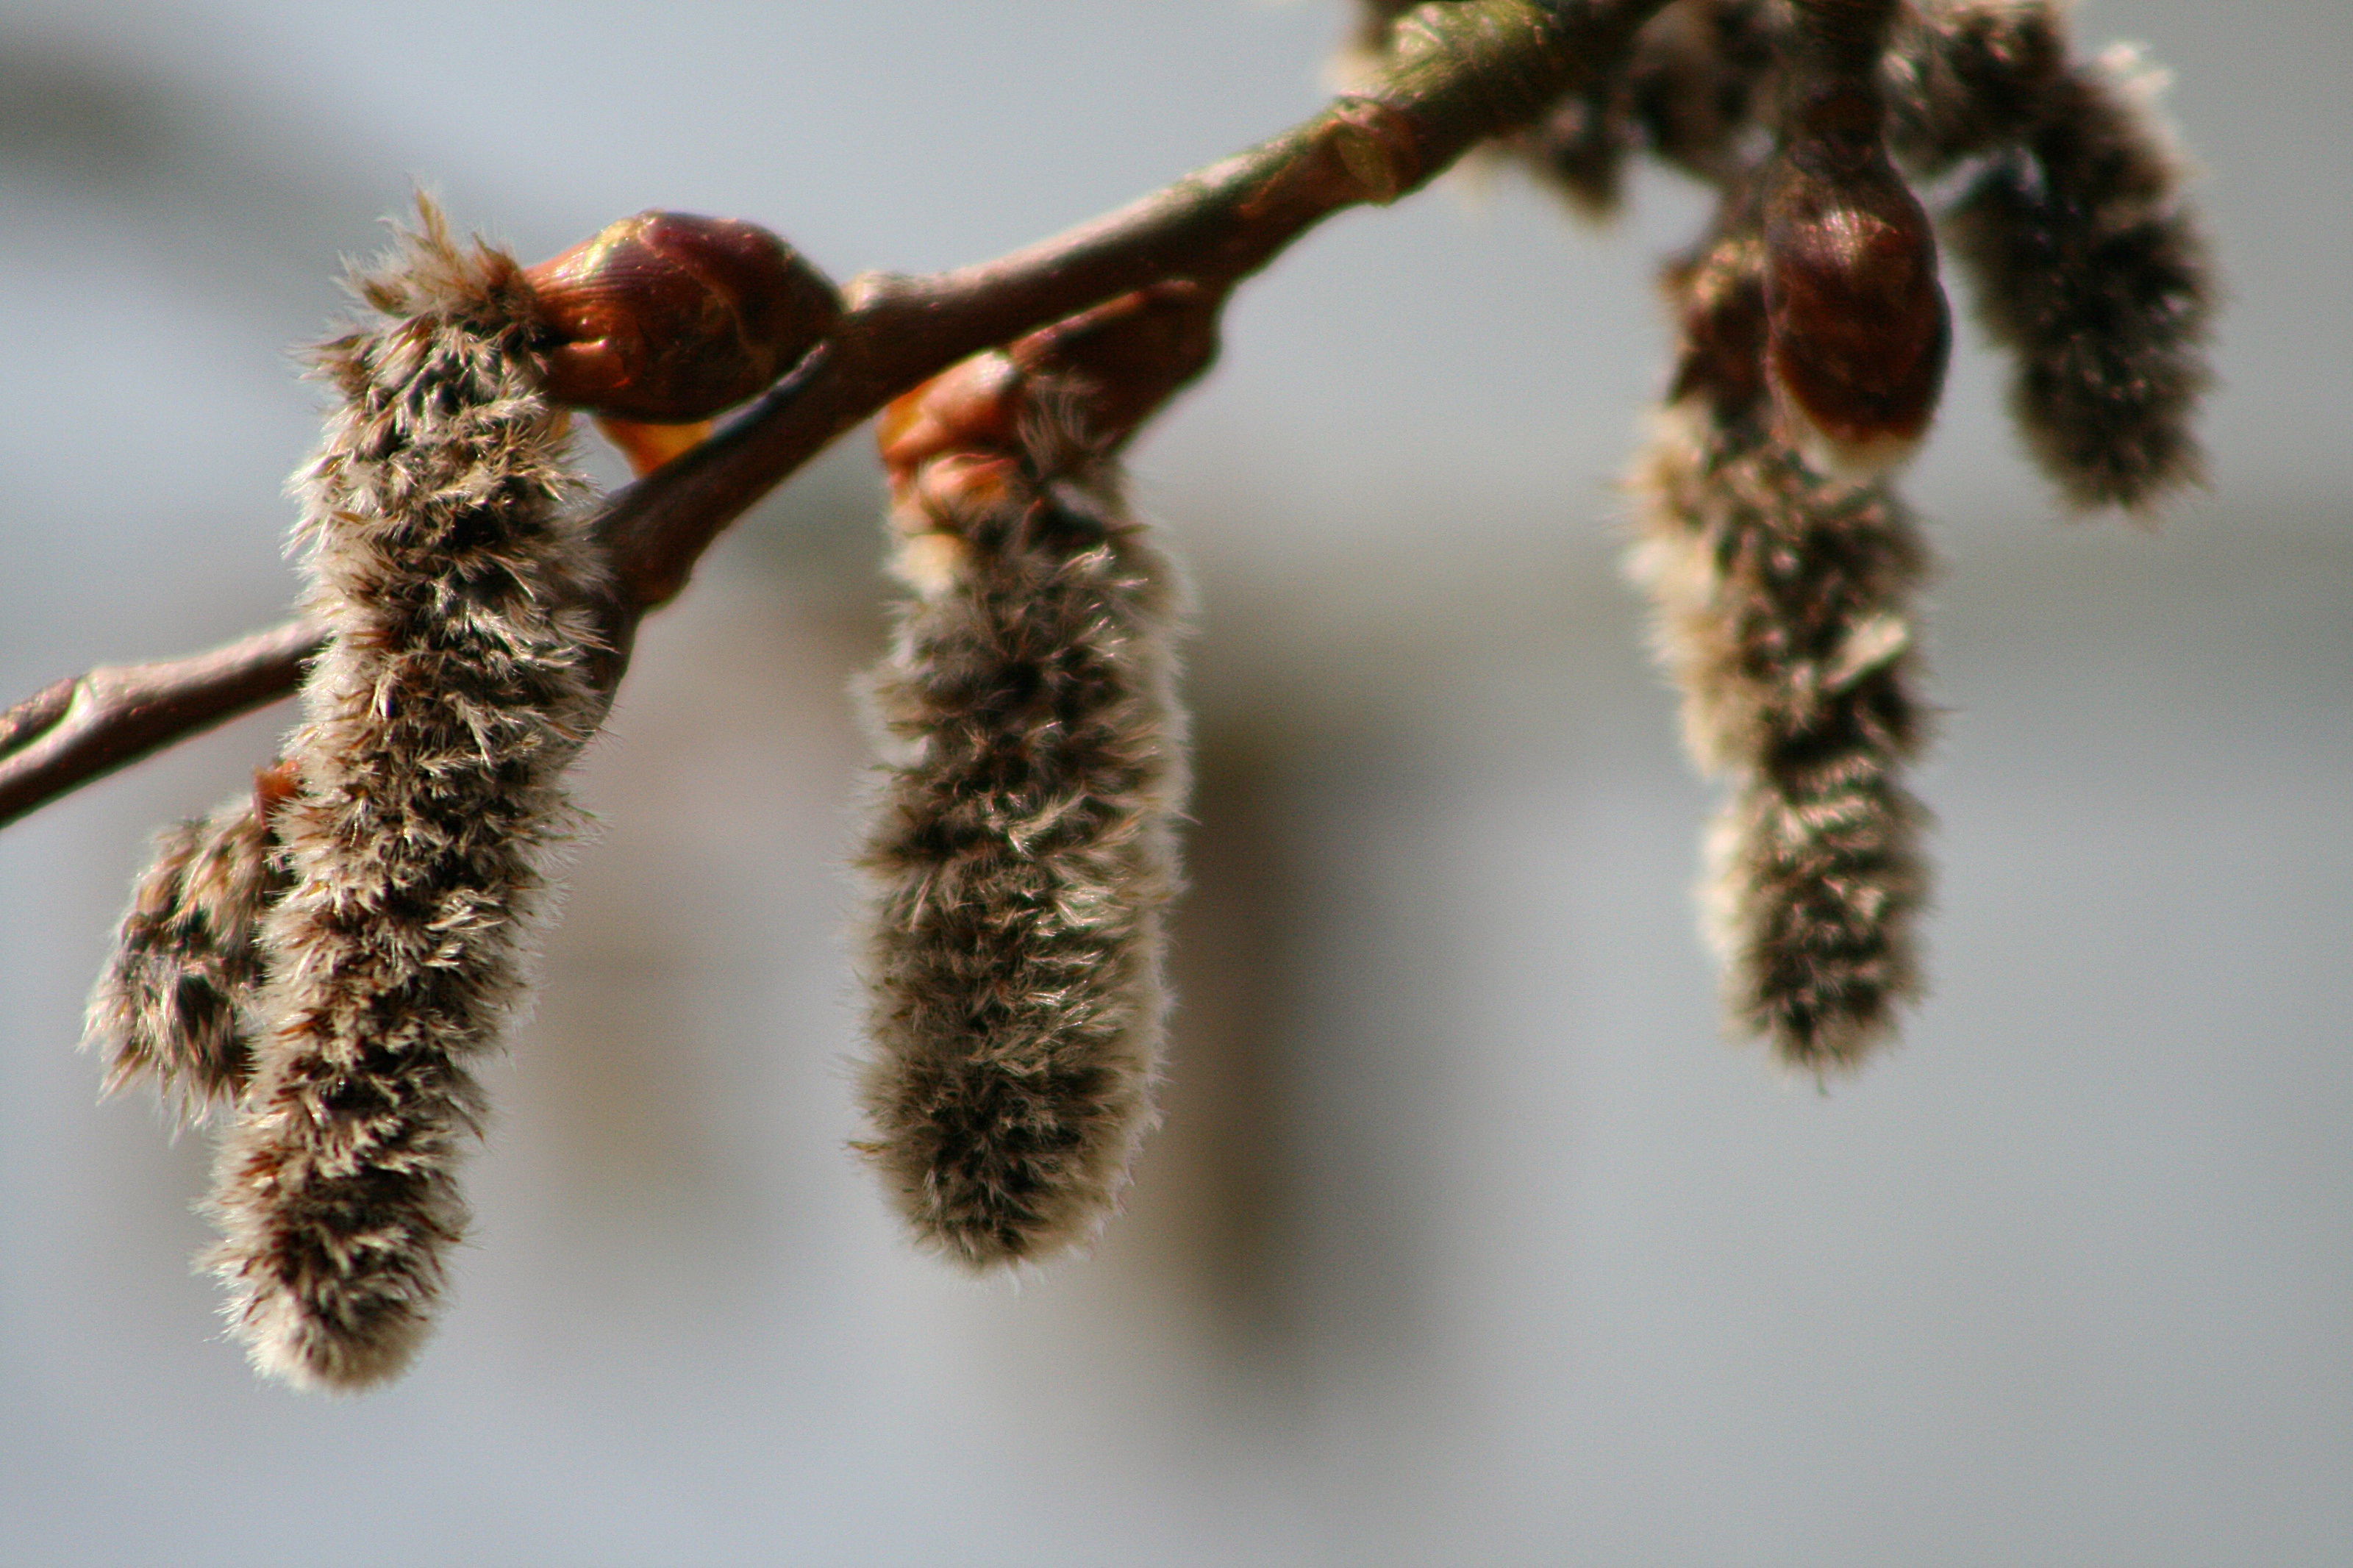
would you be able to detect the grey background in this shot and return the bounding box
[1,1,2346,1563]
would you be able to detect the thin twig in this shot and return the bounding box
[0,0,1664,831]
[0,620,324,827]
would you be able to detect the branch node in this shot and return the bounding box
[1327,101,1426,204]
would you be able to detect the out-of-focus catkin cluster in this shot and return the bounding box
[1353,0,2209,1067]
[854,288,1209,1269]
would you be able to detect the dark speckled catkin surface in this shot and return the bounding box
[857,394,1188,1269]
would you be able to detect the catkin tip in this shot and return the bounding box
[217,1255,443,1394]
[1705,777,1928,1072]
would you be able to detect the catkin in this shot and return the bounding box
[1886,2,2213,509]
[857,381,1188,1269]
[1632,399,1931,1070]
[1632,210,1932,1070]
[1883,0,2068,175]
[87,792,284,1117]
[1506,0,1779,215]
[1943,46,2211,509]
[206,199,609,1391]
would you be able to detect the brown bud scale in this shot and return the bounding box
[524,210,840,423]
[1762,85,1950,474]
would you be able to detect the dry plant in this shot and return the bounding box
[0,0,2210,1390]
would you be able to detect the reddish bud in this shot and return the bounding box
[251,757,299,821]
[523,211,840,422]
[1008,279,1223,451]
[1762,87,1950,474]
[877,352,1024,482]
[877,281,1227,538]
[591,415,714,478]
[878,281,1225,487]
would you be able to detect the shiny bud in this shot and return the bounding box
[876,281,1224,487]
[1762,86,1950,476]
[523,211,840,422]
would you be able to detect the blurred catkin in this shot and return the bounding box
[1634,402,1931,1068]
[1942,47,2212,509]
[1632,207,1932,1070]
[1887,1,2213,508]
[857,373,1188,1270]
[207,198,609,1391]
[1352,0,2204,1070]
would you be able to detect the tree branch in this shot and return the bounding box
[0,620,324,827]
[0,0,1665,830]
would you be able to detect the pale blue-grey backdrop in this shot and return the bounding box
[2,2,2347,1563]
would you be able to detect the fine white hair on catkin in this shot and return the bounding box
[87,792,284,1120]
[1632,397,1932,1073]
[206,198,610,1392]
[856,382,1188,1270]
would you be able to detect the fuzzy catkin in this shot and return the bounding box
[87,792,285,1117]
[207,201,609,1391]
[857,391,1188,1270]
[1632,399,1931,1071]
[1943,46,2211,509]
[1885,3,2212,509]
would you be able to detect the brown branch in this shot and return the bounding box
[0,0,1665,831]
[0,620,324,828]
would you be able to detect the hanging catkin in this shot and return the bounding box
[1613,2,1940,1071]
[206,198,610,1390]
[1884,1,2213,510]
[1632,395,1931,1070]
[86,780,287,1118]
[1628,166,1935,1070]
[857,356,1188,1269]
[1940,44,2211,509]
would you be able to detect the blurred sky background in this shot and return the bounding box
[1,2,2347,1564]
